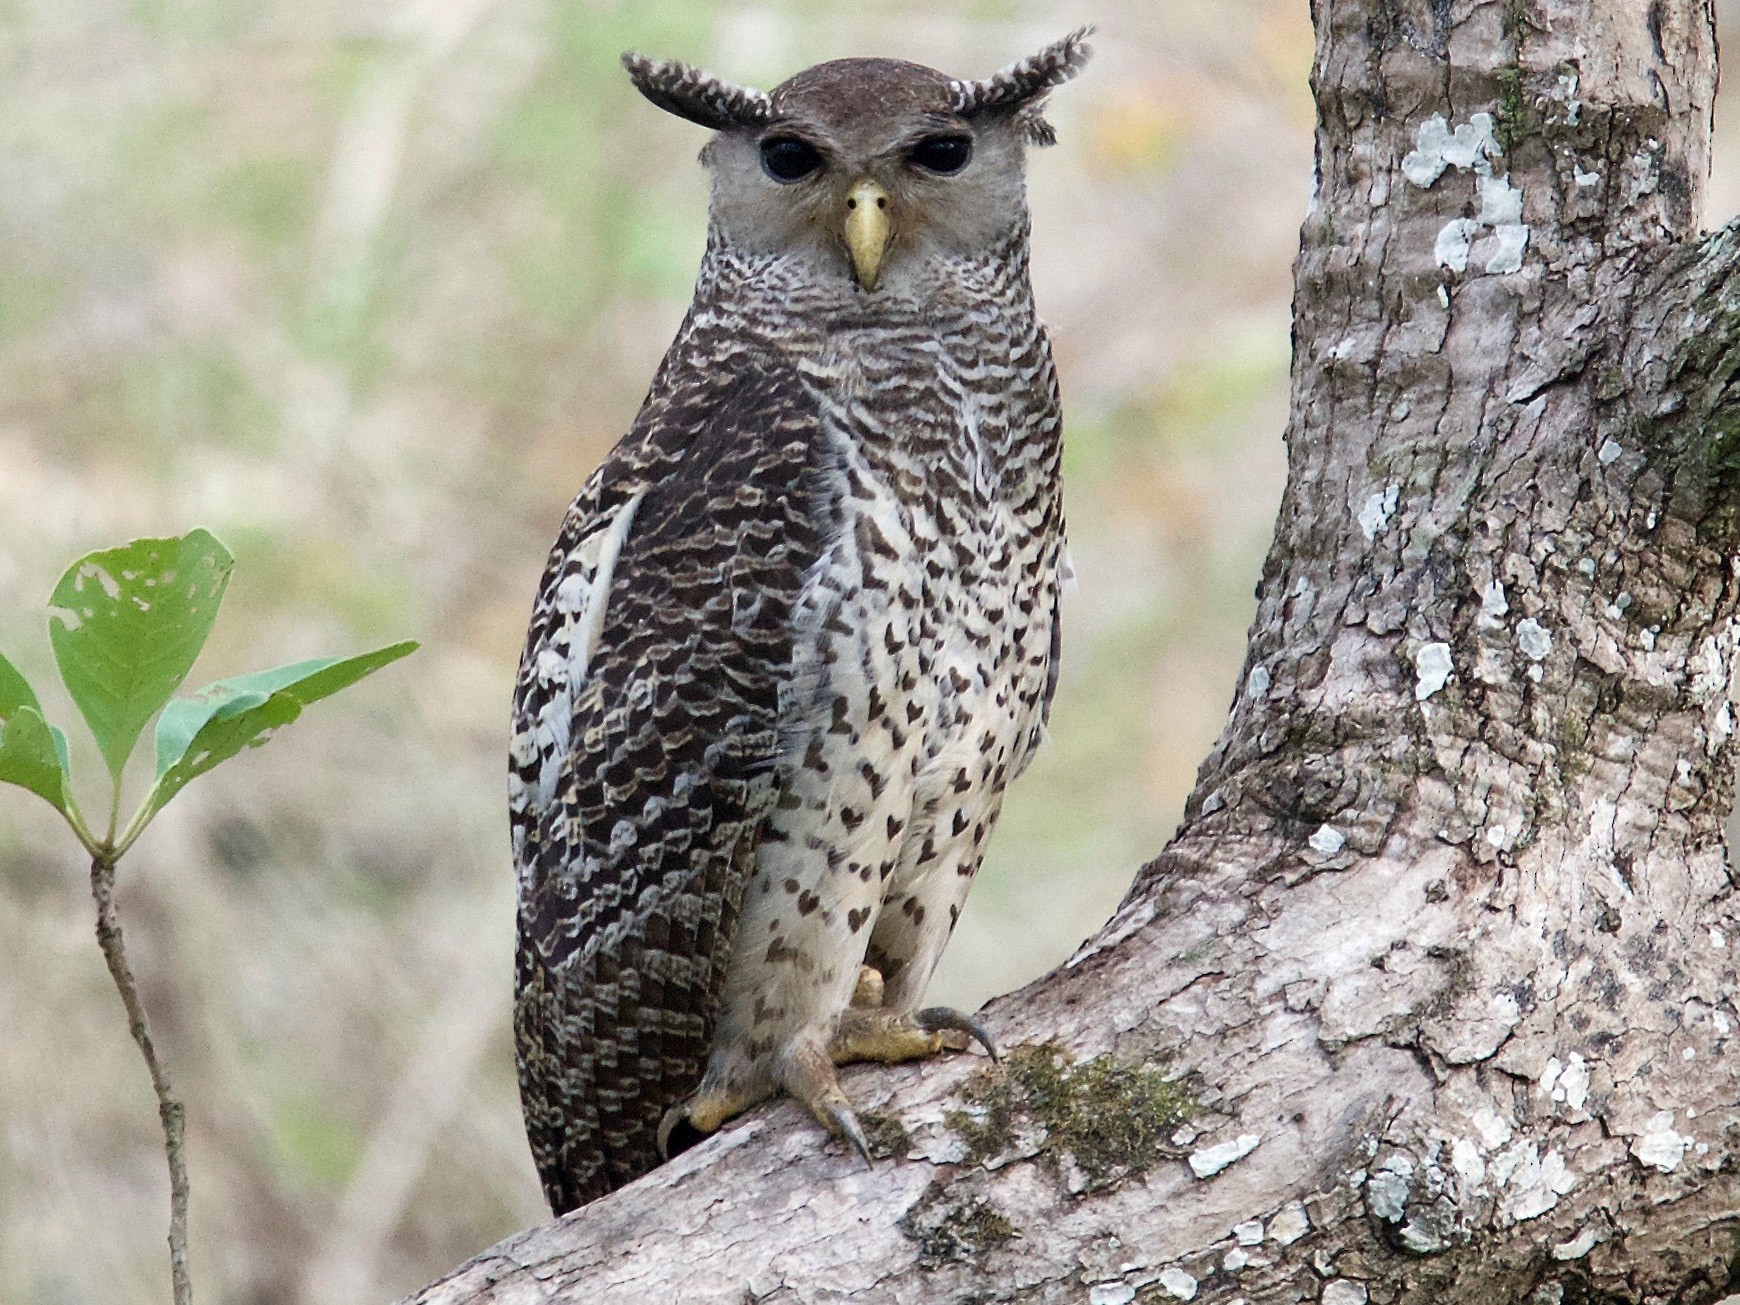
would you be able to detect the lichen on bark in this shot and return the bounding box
[944,1042,1195,1182]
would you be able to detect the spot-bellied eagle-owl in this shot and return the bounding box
[509,29,1090,1214]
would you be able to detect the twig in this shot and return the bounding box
[90,852,192,1305]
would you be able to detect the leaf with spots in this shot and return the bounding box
[48,530,234,782]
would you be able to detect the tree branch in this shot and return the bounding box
[1611,217,1740,535]
[90,852,192,1305]
[402,790,1740,1304]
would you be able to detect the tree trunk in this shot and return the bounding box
[405,0,1740,1300]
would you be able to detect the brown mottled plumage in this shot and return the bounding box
[510,29,1090,1214]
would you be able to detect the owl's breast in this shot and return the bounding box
[791,365,1064,799]
[703,369,1063,1076]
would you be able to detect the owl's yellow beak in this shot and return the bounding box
[844,179,892,290]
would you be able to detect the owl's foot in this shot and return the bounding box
[918,1006,1001,1060]
[661,1039,879,1167]
[781,1037,874,1164]
[845,965,998,1059]
[658,1001,998,1169]
[830,1005,1000,1064]
[787,1006,997,1167]
[657,1080,770,1160]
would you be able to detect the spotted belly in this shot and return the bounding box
[700,469,1057,1098]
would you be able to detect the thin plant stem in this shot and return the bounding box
[89,851,192,1305]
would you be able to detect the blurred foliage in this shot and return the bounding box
[0,0,1332,1301]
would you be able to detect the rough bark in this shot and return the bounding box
[405,0,1740,1300]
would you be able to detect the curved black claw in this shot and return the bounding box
[917,1006,1001,1061]
[659,1106,712,1161]
[656,1104,685,1161]
[831,1103,874,1167]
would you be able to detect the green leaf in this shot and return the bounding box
[0,650,73,813]
[48,530,234,782]
[0,650,44,721]
[147,641,417,816]
[0,704,70,814]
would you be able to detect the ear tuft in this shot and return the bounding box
[949,26,1094,146]
[622,52,772,131]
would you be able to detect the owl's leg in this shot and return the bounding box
[868,791,1003,1017]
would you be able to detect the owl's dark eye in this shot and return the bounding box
[760,136,824,183]
[909,134,973,175]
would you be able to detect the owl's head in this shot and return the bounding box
[622,30,1091,295]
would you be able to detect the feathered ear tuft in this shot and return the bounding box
[948,26,1094,146]
[622,52,772,131]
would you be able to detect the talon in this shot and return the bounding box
[659,1080,769,1162]
[917,1006,1000,1061]
[830,1102,874,1166]
[781,1036,876,1166]
[656,1104,684,1161]
[657,1102,721,1161]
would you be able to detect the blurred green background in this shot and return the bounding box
[3,2,1736,1302]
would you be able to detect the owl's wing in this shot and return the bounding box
[510,346,828,1213]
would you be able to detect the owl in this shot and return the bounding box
[509,28,1090,1215]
